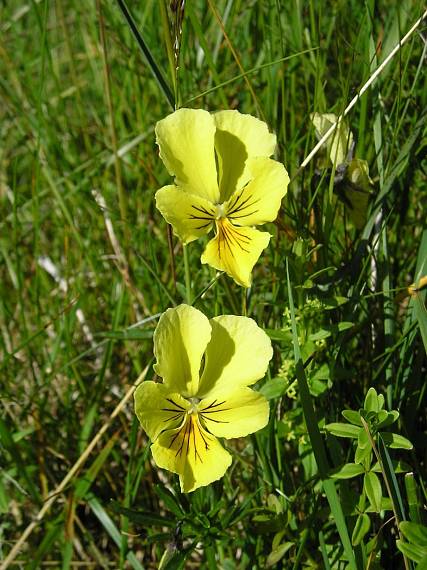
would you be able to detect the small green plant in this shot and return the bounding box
[397,521,427,568]
[326,387,413,549]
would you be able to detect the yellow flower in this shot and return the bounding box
[310,112,354,167]
[155,108,290,287]
[134,304,272,492]
[311,112,373,229]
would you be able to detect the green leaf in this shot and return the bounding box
[358,427,371,449]
[371,460,410,474]
[159,548,187,570]
[352,513,371,546]
[325,423,360,438]
[376,410,388,424]
[330,463,365,479]
[260,376,291,400]
[380,432,413,450]
[405,473,422,524]
[365,497,393,512]
[342,410,363,426]
[155,485,185,517]
[321,296,349,309]
[265,329,293,342]
[266,542,294,567]
[109,502,176,528]
[355,443,372,465]
[397,540,427,564]
[364,472,382,513]
[400,522,427,547]
[308,322,353,341]
[252,513,288,534]
[364,388,378,413]
[416,555,427,570]
[376,411,399,429]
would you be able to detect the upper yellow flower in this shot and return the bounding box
[155,108,290,287]
[134,304,272,492]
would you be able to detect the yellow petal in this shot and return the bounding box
[151,414,232,493]
[311,112,353,166]
[134,381,190,440]
[214,110,277,201]
[155,108,220,203]
[225,157,289,227]
[198,387,269,438]
[153,305,211,397]
[200,219,270,287]
[198,314,273,398]
[155,185,215,244]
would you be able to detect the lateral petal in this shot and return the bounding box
[198,387,270,439]
[155,108,220,203]
[198,314,273,398]
[225,157,289,227]
[134,381,190,441]
[214,110,277,201]
[200,220,270,287]
[151,415,232,493]
[153,305,212,397]
[156,185,215,244]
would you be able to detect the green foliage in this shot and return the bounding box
[397,522,427,566]
[326,387,416,550]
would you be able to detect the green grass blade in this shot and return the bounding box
[286,261,358,570]
[115,0,174,109]
[88,494,144,570]
[378,434,406,522]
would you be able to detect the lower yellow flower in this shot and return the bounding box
[134,304,272,492]
[155,108,290,287]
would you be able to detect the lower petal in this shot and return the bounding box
[156,185,215,244]
[198,387,270,439]
[151,415,232,493]
[201,219,270,287]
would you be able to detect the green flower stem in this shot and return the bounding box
[241,288,247,316]
[183,244,192,305]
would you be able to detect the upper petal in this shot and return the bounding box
[153,305,212,397]
[155,108,220,203]
[200,220,271,287]
[156,185,215,244]
[225,157,289,227]
[134,381,190,440]
[197,314,273,398]
[151,415,232,493]
[198,386,270,439]
[213,110,277,201]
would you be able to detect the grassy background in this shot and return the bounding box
[1,0,426,568]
